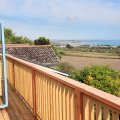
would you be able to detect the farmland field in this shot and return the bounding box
[63,51,120,59]
[61,55,120,72]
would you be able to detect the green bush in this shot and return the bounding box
[51,45,63,59]
[4,28,33,44]
[34,37,50,45]
[70,65,120,96]
[55,62,75,74]
[12,36,33,45]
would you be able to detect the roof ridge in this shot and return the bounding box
[0,44,51,48]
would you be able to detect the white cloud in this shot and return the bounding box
[0,0,120,25]
[2,19,64,40]
[2,18,120,40]
[0,0,13,15]
[0,0,120,40]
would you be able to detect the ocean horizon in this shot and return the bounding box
[80,40,120,46]
[54,40,120,46]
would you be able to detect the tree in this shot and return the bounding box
[4,28,33,44]
[12,36,33,45]
[4,28,14,43]
[34,37,50,45]
[66,44,73,49]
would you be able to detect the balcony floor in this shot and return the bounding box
[0,84,35,120]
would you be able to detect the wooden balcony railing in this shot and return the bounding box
[5,54,120,120]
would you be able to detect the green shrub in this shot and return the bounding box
[55,62,75,74]
[4,28,33,44]
[34,37,50,45]
[51,45,63,59]
[70,65,120,96]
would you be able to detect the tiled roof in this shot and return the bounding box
[1,45,59,66]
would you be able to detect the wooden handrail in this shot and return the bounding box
[4,54,120,120]
[6,54,120,110]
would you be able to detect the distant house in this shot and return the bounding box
[0,45,59,66]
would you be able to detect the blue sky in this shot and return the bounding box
[0,0,120,40]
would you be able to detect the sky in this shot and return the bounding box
[0,0,120,40]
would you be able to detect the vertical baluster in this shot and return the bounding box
[75,90,80,120]
[103,106,110,120]
[42,76,45,119]
[39,73,42,118]
[32,69,37,118]
[59,83,63,120]
[96,102,102,120]
[89,99,94,120]
[83,95,89,120]
[44,78,47,120]
[62,85,66,120]
[50,79,54,120]
[66,87,70,120]
[47,79,50,120]
[80,93,83,120]
[70,89,75,120]
[56,82,59,120]
[112,109,119,120]
[41,74,44,119]
[38,73,41,119]
[9,59,13,85]
[54,82,57,120]
[53,81,56,120]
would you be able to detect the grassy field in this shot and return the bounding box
[63,51,120,59]
[57,46,120,71]
[61,46,120,58]
[61,55,120,72]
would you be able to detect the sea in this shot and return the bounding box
[80,40,120,46]
[54,40,120,46]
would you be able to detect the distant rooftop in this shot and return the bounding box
[0,45,59,66]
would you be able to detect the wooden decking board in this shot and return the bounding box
[6,104,18,120]
[8,90,34,119]
[0,84,35,120]
[8,86,35,120]
[7,94,24,120]
[9,88,32,115]
[8,91,27,117]
[0,110,4,120]
[1,109,10,120]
